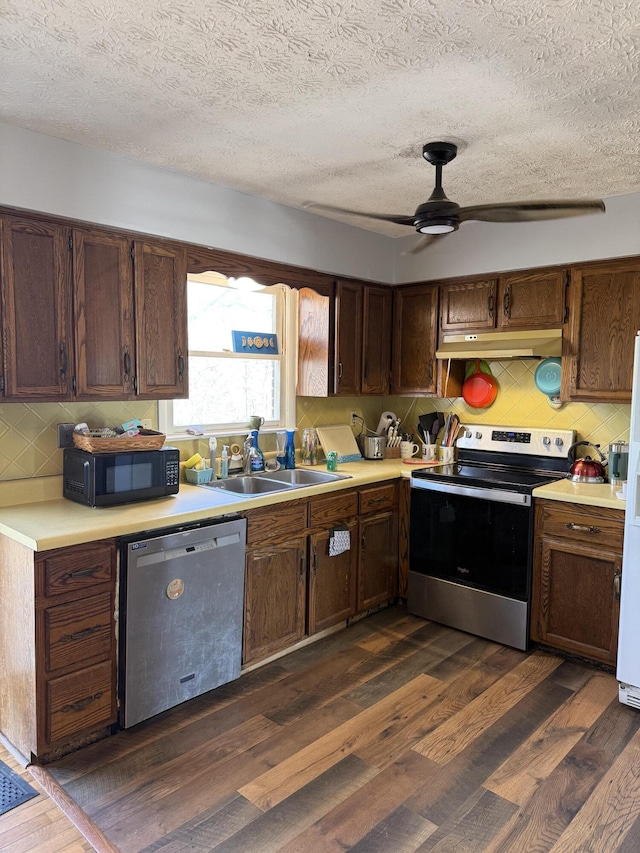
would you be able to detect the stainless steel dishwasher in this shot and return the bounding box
[119,515,247,728]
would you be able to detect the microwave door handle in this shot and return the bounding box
[83,460,91,496]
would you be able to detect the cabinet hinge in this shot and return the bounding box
[68,235,73,251]
[130,245,135,261]
[72,376,77,393]
[0,375,4,393]
[132,374,137,392]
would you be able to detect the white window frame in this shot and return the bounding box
[159,272,298,438]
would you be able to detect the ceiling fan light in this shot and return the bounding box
[418,222,456,234]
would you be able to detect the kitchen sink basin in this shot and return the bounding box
[198,468,351,498]
[202,476,295,495]
[256,469,351,485]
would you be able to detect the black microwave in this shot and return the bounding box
[63,447,180,507]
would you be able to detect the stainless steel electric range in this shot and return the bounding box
[408,424,575,650]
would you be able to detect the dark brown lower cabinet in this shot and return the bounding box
[242,538,307,665]
[308,521,358,634]
[358,511,397,612]
[531,499,623,666]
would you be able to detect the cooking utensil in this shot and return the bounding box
[462,359,498,408]
[567,441,607,483]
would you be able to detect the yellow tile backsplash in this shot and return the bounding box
[0,358,630,482]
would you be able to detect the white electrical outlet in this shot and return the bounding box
[140,419,152,430]
[351,412,359,425]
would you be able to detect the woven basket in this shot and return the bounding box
[72,429,166,453]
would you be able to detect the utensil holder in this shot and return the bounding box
[437,445,456,464]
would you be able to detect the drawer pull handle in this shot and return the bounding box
[63,566,101,580]
[61,691,104,714]
[614,571,621,600]
[565,523,601,534]
[59,625,103,643]
[367,496,388,505]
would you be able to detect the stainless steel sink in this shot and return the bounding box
[198,468,351,498]
[201,476,295,495]
[256,469,351,485]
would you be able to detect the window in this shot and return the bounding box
[159,272,297,436]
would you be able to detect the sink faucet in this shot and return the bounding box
[242,436,252,474]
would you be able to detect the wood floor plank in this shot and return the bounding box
[484,672,618,805]
[483,698,640,852]
[549,727,640,852]
[413,651,562,764]
[419,788,518,852]
[277,749,439,853]
[406,678,572,826]
[355,614,436,653]
[91,697,361,852]
[239,673,444,810]
[204,754,379,853]
[348,804,437,852]
[354,645,529,769]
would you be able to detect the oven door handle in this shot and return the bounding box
[411,478,531,506]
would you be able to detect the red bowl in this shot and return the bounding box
[462,372,498,408]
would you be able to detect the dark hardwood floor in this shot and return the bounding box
[35,605,640,852]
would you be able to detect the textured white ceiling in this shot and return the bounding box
[1,0,639,236]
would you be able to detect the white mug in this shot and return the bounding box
[422,444,437,462]
[400,441,420,459]
[437,445,456,464]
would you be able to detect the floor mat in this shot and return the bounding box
[0,759,38,816]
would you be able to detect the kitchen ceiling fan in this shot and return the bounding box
[305,142,605,244]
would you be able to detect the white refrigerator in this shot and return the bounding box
[618,331,640,708]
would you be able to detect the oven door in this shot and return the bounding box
[408,480,534,650]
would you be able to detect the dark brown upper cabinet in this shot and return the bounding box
[562,257,640,403]
[439,269,565,335]
[334,279,363,395]
[73,228,135,400]
[0,215,73,399]
[134,239,188,399]
[362,285,392,395]
[391,284,439,395]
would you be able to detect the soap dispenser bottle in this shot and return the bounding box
[285,429,296,469]
[220,445,229,479]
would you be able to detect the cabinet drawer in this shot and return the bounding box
[47,660,115,744]
[536,500,623,551]
[309,489,359,528]
[245,500,308,547]
[45,591,113,673]
[37,541,115,598]
[359,483,396,515]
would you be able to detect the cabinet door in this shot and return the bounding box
[440,279,497,332]
[0,215,72,399]
[362,285,391,395]
[497,269,565,330]
[297,286,331,396]
[134,239,188,398]
[243,538,307,665]
[334,280,362,395]
[73,228,135,399]
[309,521,357,634]
[531,536,621,665]
[391,284,438,395]
[562,259,640,402]
[358,511,397,612]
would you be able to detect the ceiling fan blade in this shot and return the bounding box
[402,234,447,255]
[459,199,605,224]
[303,201,415,227]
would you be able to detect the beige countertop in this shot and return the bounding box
[0,459,416,552]
[532,478,626,511]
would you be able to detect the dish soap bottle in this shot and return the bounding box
[219,445,229,479]
[248,430,265,472]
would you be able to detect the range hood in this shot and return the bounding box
[435,329,562,360]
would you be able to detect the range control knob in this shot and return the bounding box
[542,436,551,446]
[475,431,482,439]
[465,430,472,438]
[554,437,564,447]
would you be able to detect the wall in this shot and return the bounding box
[0,122,395,284]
